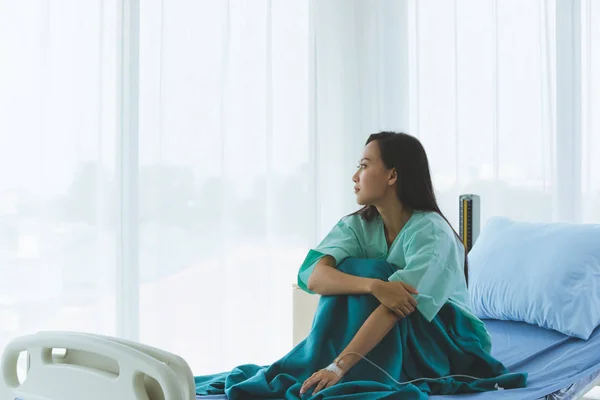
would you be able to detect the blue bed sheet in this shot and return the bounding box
[431,319,600,399]
[196,319,600,399]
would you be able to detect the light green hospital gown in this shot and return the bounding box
[297,210,492,352]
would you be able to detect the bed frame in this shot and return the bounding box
[0,331,196,400]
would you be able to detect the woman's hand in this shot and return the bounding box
[300,368,343,396]
[371,280,419,317]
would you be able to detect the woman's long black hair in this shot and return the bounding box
[351,131,469,285]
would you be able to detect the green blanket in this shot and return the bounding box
[195,258,527,399]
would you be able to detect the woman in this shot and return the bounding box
[298,131,491,395]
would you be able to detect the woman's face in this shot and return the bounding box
[352,141,396,205]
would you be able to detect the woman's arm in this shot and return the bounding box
[307,255,378,295]
[334,304,401,372]
[300,304,403,395]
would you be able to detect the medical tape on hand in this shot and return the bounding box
[324,362,343,377]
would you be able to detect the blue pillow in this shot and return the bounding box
[468,217,600,339]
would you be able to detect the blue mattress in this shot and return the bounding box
[196,319,600,400]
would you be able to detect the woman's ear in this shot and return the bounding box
[388,168,398,186]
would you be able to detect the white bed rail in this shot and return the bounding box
[76,332,196,399]
[1,331,192,400]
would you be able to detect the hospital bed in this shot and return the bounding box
[2,321,600,400]
[2,195,600,400]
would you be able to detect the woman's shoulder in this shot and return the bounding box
[407,211,457,240]
[405,211,464,258]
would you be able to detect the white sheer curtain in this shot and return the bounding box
[0,0,312,375]
[315,0,599,230]
[137,0,310,373]
[310,0,411,235]
[409,0,599,227]
[581,0,600,224]
[1,0,598,377]
[408,0,558,227]
[0,0,118,360]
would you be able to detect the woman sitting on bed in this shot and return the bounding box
[299,131,492,395]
